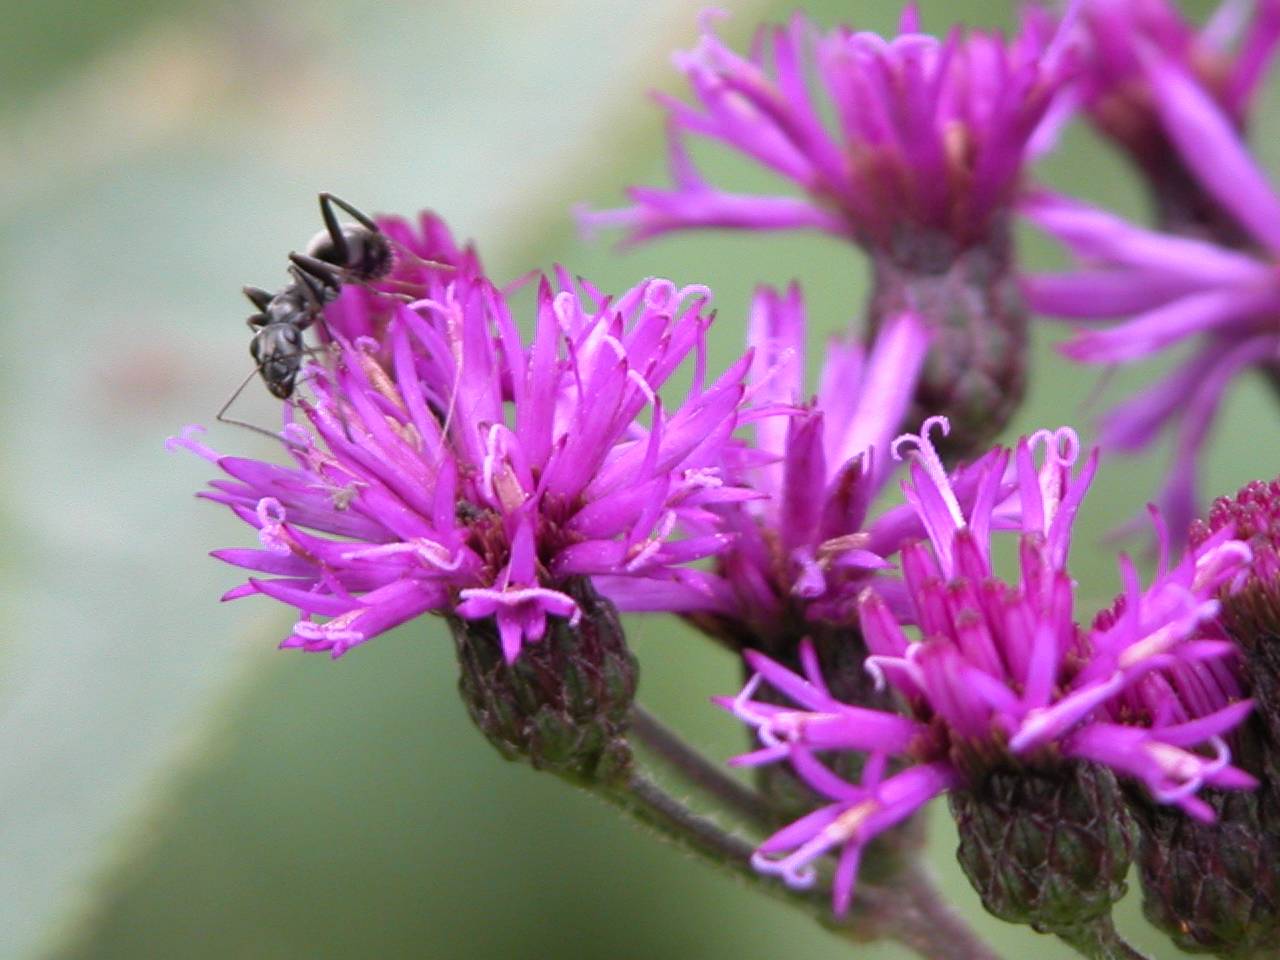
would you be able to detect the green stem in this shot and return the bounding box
[599,771,1003,960]
[1055,917,1150,960]
[629,704,778,828]
[891,861,1004,960]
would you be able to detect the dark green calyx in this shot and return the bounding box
[1127,717,1280,959]
[867,218,1026,461]
[450,577,638,787]
[950,761,1137,936]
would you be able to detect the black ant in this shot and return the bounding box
[216,193,418,439]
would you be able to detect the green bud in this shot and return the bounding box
[451,577,638,788]
[950,761,1137,937]
[1130,780,1280,959]
[867,219,1026,460]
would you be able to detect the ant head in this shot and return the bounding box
[250,324,304,398]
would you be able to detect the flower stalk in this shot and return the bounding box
[597,755,1002,960]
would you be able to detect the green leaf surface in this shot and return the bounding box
[2,1,1274,958]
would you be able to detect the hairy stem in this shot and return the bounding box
[883,861,1004,960]
[1055,917,1150,960]
[599,771,1003,960]
[630,704,777,828]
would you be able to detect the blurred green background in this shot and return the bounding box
[2,1,1275,958]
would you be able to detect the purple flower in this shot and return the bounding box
[1066,0,1280,241]
[1103,486,1280,955]
[580,6,1075,251]
[1025,41,1280,541]
[721,417,1255,912]
[171,216,755,662]
[1074,0,1280,161]
[600,284,932,635]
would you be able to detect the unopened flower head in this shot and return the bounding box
[1072,0,1280,236]
[720,417,1255,913]
[171,214,754,663]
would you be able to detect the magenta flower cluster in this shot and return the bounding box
[1027,1,1280,538]
[723,417,1254,910]
[173,0,1280,937]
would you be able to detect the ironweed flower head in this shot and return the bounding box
[1072,0,1280,238]
[633,285,937,816]
[1110,645,1280,958]
[721,418,1255,915]
[1103,485,1280,957]
[1026,45,1280,543]
[584,6,1075,455]
[608,283,931,643]
[171,214,754,665]
[582,5,1074,252]
[1192,477,1280,746]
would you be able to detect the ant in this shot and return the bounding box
[217,193,420,439]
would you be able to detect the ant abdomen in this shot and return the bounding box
[305,222,393,283]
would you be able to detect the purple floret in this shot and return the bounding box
[1072,0,1280,166]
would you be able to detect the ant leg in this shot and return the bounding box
[316,192,350,265]
[320,192,380,233]
[290,252,341,286]
[289,261,324,301]
[362,281,418,303]
[292,350,359,444]
[243,285,274,311]
[287,259,340,313]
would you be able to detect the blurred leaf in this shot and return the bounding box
[5,1,1269,959]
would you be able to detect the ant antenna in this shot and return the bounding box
[216,366,291,443]
[217,342,333,446]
